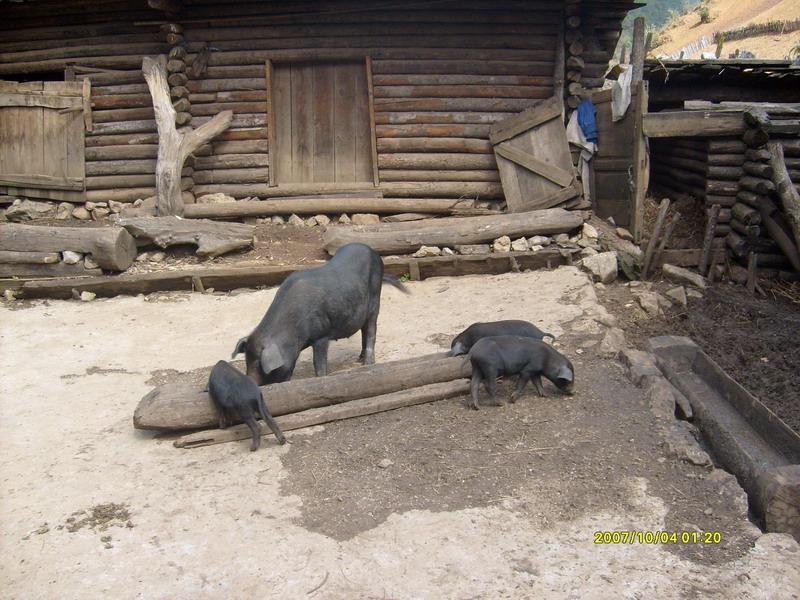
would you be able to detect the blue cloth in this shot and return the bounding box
[577,99,598,144]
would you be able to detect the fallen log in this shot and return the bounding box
[322,208,584,255]
[0,223,136,271]
[767,142,800,248]
[116,216,254,257]
[183,197,488,219]
[133,352,470,431]
[0,250,59,264]
[0,262,102,278]
[174,379,471,449]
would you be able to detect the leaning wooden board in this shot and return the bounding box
[489,96,579,212]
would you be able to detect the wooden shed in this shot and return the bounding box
[0,0,640,210]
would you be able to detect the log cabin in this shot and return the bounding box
[0,0,641,210]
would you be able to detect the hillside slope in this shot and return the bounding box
[651,0,800,59]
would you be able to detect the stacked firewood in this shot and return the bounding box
[564,0,584,111]
[729,109,800,274]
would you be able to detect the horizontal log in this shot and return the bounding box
[175,379,472,448]
[709,139,747,153]
[707,165,743,180]
[214,128,268,142]
[193,153,269,170]
[777,139,800,157]
[743,128,769,148]
[684,101,800,115]
[378,153,497,170]
[183,197,485,219]
[323,208,584,255]
[373,85,548,99]
[740,176,775,195]
[91,93,153,110]
[90,107,155,123]
[708,153,745,166]
[376,138,492,154]
[84,132,159,147]
[191,101,267,116]
[85,175,191,191]
[379,170,500,182]
[374,97,544,112]
[188,90,267,104]
[375,112,514,125]
[0,250,59,264]
[704,195,737,208]
[742,161,774,179]
[372,74,552,86]
[85,145,159,161]
[192,113,266,129]
[652,145,707,163]
[379,182,503,198]
[86,159,156,176]
[0,261,102,279]
[133,352,469,431]
[376,124,491,138]
[192,168,268,185]
[736,190,766,208]
[210,51,555,68]
[89,119,157,136]
[730,220,760,238]
[0,223,136,271]
[643,111,745,138]
[705,180,738,195]
[372,59,552,76]
[745,148,772,162]
[191,183,381,199]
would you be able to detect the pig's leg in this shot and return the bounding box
[470,371,482,410]
[510,374,530,403]
[532,374,547,397]
[359,298,380,365]
[257,392,287,445]
[312,338,330,377]
[244,409,261,452]
[485,369,502,406]
[218,407,229,430]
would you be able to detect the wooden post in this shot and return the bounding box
[699,204,721,275]
[142,56,232,216]
[746,252,757,293]
[642,198,670,278]
[630,17,646,85]
[767,142,800,250]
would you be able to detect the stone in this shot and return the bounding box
[635,291,661,317]
[338,214,351,224]
[442,247,455,256]
[3,289,17,302]
[304,216,318,227]
[62,251,82,265]
[85,201,97,211]
[196,193,235,204]
[84,255,99,270]
[314,214,331,227]
[287,214,304,227]
[580,247,598,258]
[581,223,599,240]
[135,252,149,262]
[492,236,511,253]
[378,458,393,469]
[5,199,56,222]
[529,245,544,252]
[553,233,570,245]
[527,235,551,247]
[149,251,166,263]
[662,263,707,289]
[412,245,441,258]
[618,348,662,387]
[271,215,285,225]
[511,237,529,252]
[455,244,490,255]
[79,291,96,302]
[91,207,110,220]
[108,200,124,214]
[56,202,74,220]
[598,327,626,358]
[581,251,618,284]
[351,213,380,225]
[665,286,687,307]
[615,227,634,241]
[686,289,703,299]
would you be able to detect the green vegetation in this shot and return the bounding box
[615,0,702,60]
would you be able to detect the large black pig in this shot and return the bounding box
[450,319,554,356]
[233,243,408,385]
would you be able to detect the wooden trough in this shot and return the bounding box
[649,336,800,541]
[134,352,472,447]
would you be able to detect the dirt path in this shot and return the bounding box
[1,268,798,598]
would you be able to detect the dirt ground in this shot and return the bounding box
[2,267,799,599]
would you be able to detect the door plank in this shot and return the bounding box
[312,62,335,183]
[334,62,357,182]
[292,62,314,183]
[489,96,561,145]
[272,63,292,184]
[495,142,574,187]
[352,61,374,182]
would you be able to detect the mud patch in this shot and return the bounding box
[63,503,133,533]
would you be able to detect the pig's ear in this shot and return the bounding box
[231,336,248,358]
[556,364,574,382]
[260,343,288,375]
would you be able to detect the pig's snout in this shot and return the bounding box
[451,341,467,356]
[557,379,575,395]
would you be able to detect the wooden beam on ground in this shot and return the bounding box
[14,248,571,300]
[643,111,745,138]
[322,208,585,255]
[116,216,255,257]
[134,352,470,431]
[183,197,490,219]
[174,379,471,449]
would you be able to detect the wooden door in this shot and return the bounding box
[590,81,649,239]
[0,80,87,202]
[270,61,374,186]
[490,96,580,212]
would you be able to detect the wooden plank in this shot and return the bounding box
[643,111,746,138]
[489,96,561,145]
[0,93,81,109]
[495,142,574,187]
[272,62,292,185]
[265,60,276,187]
[0,174,84,191]
[366,56,380,186]
[0,262,101,279]
[631,80,649,241]
[353,60,374,183]
[0,250,59,264]
[292,62,314,184]
[334,61,357,182]
[82,77,92,132]
[312,62,335,183]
